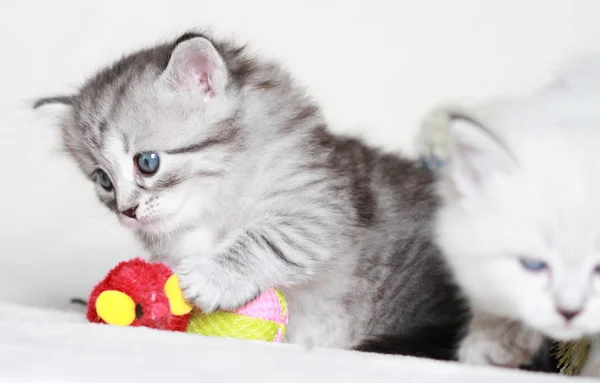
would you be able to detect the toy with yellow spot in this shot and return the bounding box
[87,258,288,343]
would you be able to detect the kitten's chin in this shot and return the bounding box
[543,327,586,342]
[117,214,176,234]
[528,319,588,341]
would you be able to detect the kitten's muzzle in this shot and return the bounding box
[120,205,139,219]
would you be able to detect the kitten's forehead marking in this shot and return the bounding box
[122,132,130,153]
[104,132,135,183]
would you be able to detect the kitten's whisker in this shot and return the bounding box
[56,211,114,232]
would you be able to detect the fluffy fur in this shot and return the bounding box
[581,334,600,376]
[35,31,468,354]
[429,54,600,370]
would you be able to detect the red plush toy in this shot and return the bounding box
[87,258,289,342]
[87,258,191,331]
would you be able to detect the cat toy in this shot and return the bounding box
[417,104,592,376]
[87,258,288,343]
[416,106,453,170]
[553,339,592,376]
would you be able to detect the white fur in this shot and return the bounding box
[458,311,543,367]
[581,334,600,376]
[432,54,600,370]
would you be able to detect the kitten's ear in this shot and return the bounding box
[32,95,74,109]
[446,113,516,197]
[161,37,227,97]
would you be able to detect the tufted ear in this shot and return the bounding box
[161,37,228,98]
[32,95,74,109]
[446,113,517,198]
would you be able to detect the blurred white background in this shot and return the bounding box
[1,0,599,309]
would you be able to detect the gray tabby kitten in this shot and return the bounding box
[35,31,467,353]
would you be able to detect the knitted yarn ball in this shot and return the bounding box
[187,289,288,342]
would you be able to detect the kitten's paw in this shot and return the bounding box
[459,321,543,368]
[459,335,520,366]
[174,258,260,313]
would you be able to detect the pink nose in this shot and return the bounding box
[151,303,169,319]
[557,308,581,321]
[121,205,138,219]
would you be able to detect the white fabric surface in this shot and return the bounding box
[0,303,592,383]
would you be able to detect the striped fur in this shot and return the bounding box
[36,31,467,353]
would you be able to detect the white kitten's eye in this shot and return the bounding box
[519,258,548,272]
[594,264,600,274]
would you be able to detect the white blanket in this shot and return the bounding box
[0,303,591,383]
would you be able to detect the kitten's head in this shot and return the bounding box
[35,32,299,237]
[434,93,600,341]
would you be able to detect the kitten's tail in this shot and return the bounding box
[353,323,465,361]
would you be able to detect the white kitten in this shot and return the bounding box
[427,54,600,371]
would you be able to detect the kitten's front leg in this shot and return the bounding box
[175,217,328,313]
[459,310,543,368]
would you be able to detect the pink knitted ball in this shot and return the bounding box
[186,288,289,342]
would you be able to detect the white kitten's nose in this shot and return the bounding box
[557,308,581,321]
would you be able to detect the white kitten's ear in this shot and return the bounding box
[446,113,516,197]
[161,37,228,97]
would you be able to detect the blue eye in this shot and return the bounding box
[136,151,160,175]
[97,169,113,191]
[519,258,548,272]
[594,265,600,274]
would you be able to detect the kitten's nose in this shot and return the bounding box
[120,205,138,219]
[557,308,581,321]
